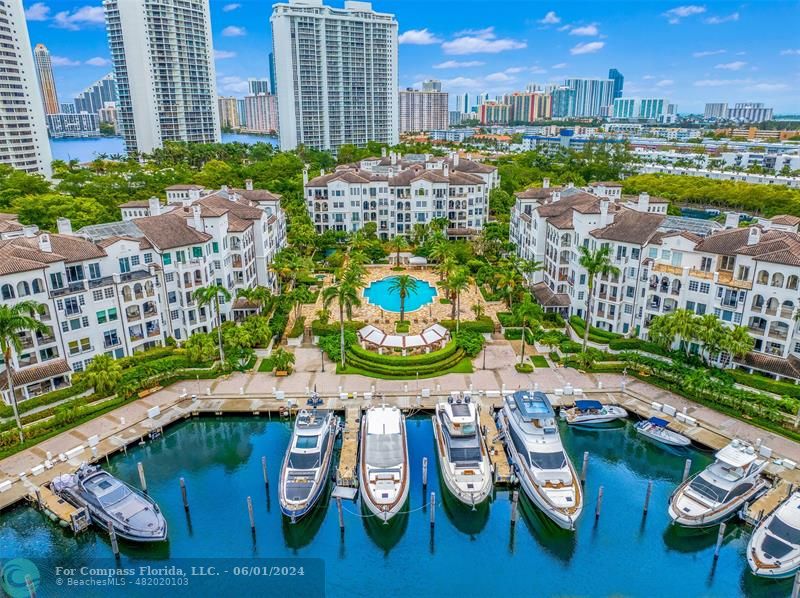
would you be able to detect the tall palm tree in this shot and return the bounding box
[696,313,725,363]
[448,268,471,330]
[322,281,362,368]
[79,354,122,396]
[495,269,523,310]
[0,301,46,442]
[471,303,485,320]
[720,325,755,362]
[428,239,453,275]
[391,235,409,267]
[236,286,272,316]
[519,258,544,284]
[578,245,620,352]
[513,295,541,364]
[438,255,457,283]
[388,274,419,323]
[667,308,699,357]
[193,284,232,363]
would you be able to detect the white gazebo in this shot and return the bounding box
[358,323,450,355]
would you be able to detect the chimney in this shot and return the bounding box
[56,217,72,235]
[542,178,550,189]
[381,147,387,158]
[38,233,52,253]
[600,199,610,227]
[747,226,761,246]
[23,225,37,237]
[320,168,325,176]
[192,205,203,232]
[303,166,309,185]
[566,182,575,189]
[453,152,459,167]
[443,163,449,177]
[148,196,160,217]
[390,151,397,166]
[220,184,228,196]
[637,192,650,213]
[723,212,740,229]
[551,191,561,203]
[245,178,253,191]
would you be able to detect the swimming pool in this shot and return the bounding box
[363,276,438,313]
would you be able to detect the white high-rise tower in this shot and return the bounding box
[271,0,399,151]
[103,0,221,154]
[0,0,51,176]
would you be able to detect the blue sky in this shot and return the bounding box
[25,1,800,113]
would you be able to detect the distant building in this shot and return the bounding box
[237,99,247,128]
[455,92,470,113]
[243,94,279,134]
[218,96,240,129]
[33,44,60,115]
[271,0,398,151]
[399,83,448,133]
[727,103,774,123]
[479,101,510,125]
[74,73,117,115]
[248,78,270,95]
[704,103,728,119]
[98,102,117,128]
[268,53,277,95]
[430,128,475,143]
[564,78,614,118]
[613,97,669,120]
[60,103,76,114]
[46,113,100,138]
[608,68,624,100]
[449,111,464,126]
[550,86,576,118]
[503,92,552,123]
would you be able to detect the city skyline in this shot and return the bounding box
[22,1,800,114]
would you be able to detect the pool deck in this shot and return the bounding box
[3,343,800,518]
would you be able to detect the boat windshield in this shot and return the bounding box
[688,476,728,503]
[295,435,319,449]
[449,446,482,464]
[288,451,320,470]
[529,451,566,471]
[767,516,800,546]
[97,484,131,507]
[367,434,403,468]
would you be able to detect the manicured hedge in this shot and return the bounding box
[288,316,306,339]
[608,337,668,356]
[0,382,88,419]
[503,328,536,344]
[515,363,534,373]
[729,370,800,399]
[440,317,494,334]
[560,341,583,354]
[343,347,466,377]
[348,341,459,367]
[497,312,517,327]
[395,321,410,333]
[311,319,365,336]
[569,316,622,343]
[531,355,549,368]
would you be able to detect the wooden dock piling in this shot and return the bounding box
[107,520,119,557]
[337,497,344,532]
[713,522,727,560]
[581,451,589,485]
[262,456,269,489]
[510,490,519,526]
[137,462,147,493]
[247,496,255,531]
[682,458,692,482]
[422,457,428,487]
[180,478,189,511]
[430,492,436,527]
[595,486,604,519]
[643,481,653,515]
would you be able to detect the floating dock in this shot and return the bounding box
[478,402,513,484]
[337,406,360,488]
[28,484,89,533]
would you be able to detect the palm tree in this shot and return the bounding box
[236,286,272,316]
[720,325,755,362]
[193,284,232,363]
[519,258,544,284]
[322,281,362,368]
[438,255,457,283]
[577,245,620,352]
[495,269,523,310]
[668,309,699,357]
[471,303,485,320]
[0,301,46,442]
[695,313,724,363]
[428,238,452,270]
[513,295,541,364]
[448,268,471,331]
[79,354,122,396]
[391,235,409,267]
[388,274,419,323]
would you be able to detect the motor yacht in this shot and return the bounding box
[561,399,627,426]
[359,405,409,522]
[747,491,800,578]
[635,417,691,448]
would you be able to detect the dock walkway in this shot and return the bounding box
[337,406,361,488]
[478,401,512,484]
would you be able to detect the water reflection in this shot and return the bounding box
[439,482,490,537]
[281,488,330,552]
[361,500,409,555]
[518,493,577,564]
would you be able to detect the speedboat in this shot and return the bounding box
[561,399,627,426]
[635,417,691,448]
[748,491,800,578]
[432,394,493,507]
[496,390,583,530]
[668,439,768,527]
[51,464,167,542]
[279,409,340,522]
[359,405,409,522]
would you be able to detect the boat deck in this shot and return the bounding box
[29,483,88,532]
[479,402,512,484]
[336,406,360,488]
[742,479,794,525]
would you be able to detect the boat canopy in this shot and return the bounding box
[716,442,758,468]
[512,390,554,421]
[648,417,670,428]
[575,399,603,411]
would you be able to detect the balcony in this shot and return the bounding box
[717,270,753,290]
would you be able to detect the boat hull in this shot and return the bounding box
[565,406,628,426]
[359,409,410,523]
[668,478,768,528]
[635,424,691,447]
[746,493,800,578]
[431,414,492,507]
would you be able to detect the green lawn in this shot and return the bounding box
[530,355,549,368]
[257,358,274,372]
[336,357,473,379]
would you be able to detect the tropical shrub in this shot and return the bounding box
[455,330,484,357]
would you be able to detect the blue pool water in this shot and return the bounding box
[0,417,790,597]
[363,276,437,313]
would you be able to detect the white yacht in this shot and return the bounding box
[359,405,409,522]
[279,409,340,522]
[432,394,493,507]
[668,439,768,527]
[747,491,800,579]
[561,399,628,426]
[635,417,691,448]
[497,390,583,530]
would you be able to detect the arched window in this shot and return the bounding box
[1,284,14,300]
[16,281,29,297]
[31,279,43,294]
[771,272,785,288]
[751,294,764,311]
[788,275,799,291]
[757,270,769,285]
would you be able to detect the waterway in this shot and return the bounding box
[0,416,791,597]
[49,133,278,163]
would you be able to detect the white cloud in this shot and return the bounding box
[222,26,246,37]
[25,2,50,21]
[442,27,526,55]
[504,67,526,74]
[693,78,750,87]
[440,77,482,90]
[569,24,599,36]
[53,6,105,30]
[656,79,674,87]
[51,55,81,67]
[85,56,111,67]
[642,75,656,80]
[704,12,739,24]
[663,5,706,24]
[551,62,567,69]
[570,41,604,55]
[530,66,547,74]
[453,27,494,37]
[780,49,800,56]
[715,61,746,71]
[538,11,561,25]
[557,24,571,32]
[746,82,789,92]
[223,3,241,11]
[432,60,484,69]
[214,50,237,60]
[218,76,248,94]
[486,72,514,82]
[693,49,726,57]
[399,29,441,45]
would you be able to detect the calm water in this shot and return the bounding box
[50,133,278,163]
[363,277,438,313]
[0,416,791,597]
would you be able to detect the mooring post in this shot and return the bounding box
[595,485,604,520]
[430,492,436,527]
[713,522,727,560]
[247,496,255,532]
[422,457,428,487]
[643,480,653,515]
[262,456,269,489]
[107,520,119,557]
[34,487,43,510]
[510,490,519,526]
[337,497,344,532]
[581,451,589,485]
[137,462,147,493]
[682,458,692,482]
[180,477,189,511]
[792,569,800,598]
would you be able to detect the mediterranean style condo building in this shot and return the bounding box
[305,151,498,239]
[510,181,800,382]
[0,183,286,404]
